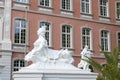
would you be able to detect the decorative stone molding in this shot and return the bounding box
[13,69,98,80]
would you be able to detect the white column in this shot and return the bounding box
[0,17,3,42]
[3,0,11,40]
[0,0,12,80]
[1,0,12,50]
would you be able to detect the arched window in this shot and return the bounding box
[99,0,109,17]
[81,0,92,14]
[13,59,25,71]
[62,25,73,48]
[14,19,27,44]
[62,0,72,11]
[101,30,110,51]
[40,0,51,7]
[116,2,120,19]
[82,28,92,50]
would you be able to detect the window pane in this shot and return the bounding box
[100,0,108,16]
[117,3,120,19]
[62,0,71,10]
[62,25,72,48]
[118,33,120,45]
[101,30,109,51]
[13,59,25,71]
[82,28,91,49]
[14,19,26,44]
[40,0,50,7]
[81,0,90,13]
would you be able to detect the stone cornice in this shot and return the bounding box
[12,8,120,27]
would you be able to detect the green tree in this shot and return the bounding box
[83,46,120,80]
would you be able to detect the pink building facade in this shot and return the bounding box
[0,0,120,80]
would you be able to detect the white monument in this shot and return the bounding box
[13,25,98,80]
[78,46,93,72]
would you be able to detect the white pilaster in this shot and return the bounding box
[0,17,3,42]
[0,52,12,80]
[3,0,11,41]
[1,0,12,50]
[0,0,12,80]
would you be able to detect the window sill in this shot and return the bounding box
[99,16,110,22]
[60,9,74,16]
[100,51,111,54]
[38,5,53,9]
[13,1,30,6]
[38,5,53,13]
[116,18,120,21]
[12,43,29,52]
[99,16,110,19]
[61,9,74,13]
[13,1,30,10]
[80,13,93,19]
[60,47,75,51]
[116,18,120,25]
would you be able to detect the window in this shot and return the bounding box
[15,0,28,3]
[40,22,51,46]
[101,30,110,51]
[13,59,25,71]
[99,0,109,17]
[81,0,91,14]
[82,28,92,49]
[62,25,72,48]
[14,19,27,44]
[118,32,120,45]
[116,2,120,19]
[40,0,51,7]
[62,0,72,11]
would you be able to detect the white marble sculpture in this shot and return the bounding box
[78,45,93,71]
[24,25,77,70]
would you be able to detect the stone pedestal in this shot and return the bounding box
[13,69,98,80]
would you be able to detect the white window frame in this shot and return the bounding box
[39,22,52,47]
[39,0,52,7]
[100,30,110,52]
[116,2,120,19]
[61,0,73,11]
[82,27,92,50]
[61,25,73,48]
[81,0,92,14]
[13,59,25,71]
[14,19,27,44]
[15,0,28,3]
[99,0,109,17]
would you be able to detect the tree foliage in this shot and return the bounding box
[83,46,120,80]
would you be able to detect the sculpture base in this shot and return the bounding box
[13,69,98,80]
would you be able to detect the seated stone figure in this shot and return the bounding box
[24,25,77,69]
[78,46,93,71]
